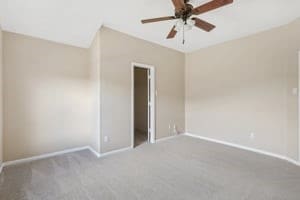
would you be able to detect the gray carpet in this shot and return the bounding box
[1,135,300,200]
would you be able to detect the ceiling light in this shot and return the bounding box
[184,24,193,31]
[187,19,196,26]
[175,19,184,32]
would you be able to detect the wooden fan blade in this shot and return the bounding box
[167,26,177,39]
[141,16,176,24]
[171,0,186,11]
[192,0,233,15]
[192,18,216,32]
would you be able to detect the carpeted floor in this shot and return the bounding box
[1,135,300,200]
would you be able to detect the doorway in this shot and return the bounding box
[131,63,155,148]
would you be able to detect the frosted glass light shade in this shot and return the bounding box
[175,19,184,32]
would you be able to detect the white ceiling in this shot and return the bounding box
[0,0,299,52]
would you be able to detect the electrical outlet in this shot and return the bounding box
[104,136,109,143]
[173,125,177,135]
[250,132,255,140]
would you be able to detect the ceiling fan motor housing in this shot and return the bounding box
[175,3,194,22]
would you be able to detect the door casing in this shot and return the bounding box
[131,62,156,147]
[298,51,300,161]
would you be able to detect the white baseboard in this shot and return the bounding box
[101,146,132,157]
[184,133,300,167]
[1,145,133,173]
[88,147,101,158]
[156,134,180,143]
[4,132,297,173]
[0,134,182,173]
[3,146,91,167]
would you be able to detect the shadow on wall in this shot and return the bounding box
[3,31,96,161]
[185,18,300,160]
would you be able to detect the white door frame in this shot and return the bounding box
[131,62,156,148]
[298,51,300,161]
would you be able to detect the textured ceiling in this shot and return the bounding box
[0,0,299,52]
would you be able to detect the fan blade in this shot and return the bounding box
[171,0,186,11]
[167,26,177,39]
[192,18,216,32]
[192,0,233,15]
[141,16,176,24]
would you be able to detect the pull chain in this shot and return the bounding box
[183,22,185,44]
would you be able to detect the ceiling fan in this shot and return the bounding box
[141,0,233,43]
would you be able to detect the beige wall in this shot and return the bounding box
[99,27,185,153]
[1,19,299,162]
[186,19,300,160]
[1,27,185,160]
[3,32,96,161]
[0,26,3,166]
[134,67,148,133]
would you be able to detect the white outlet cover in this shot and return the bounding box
[292,88,298,95]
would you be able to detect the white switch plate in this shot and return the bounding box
[292,88,298,95]
[104,136,109,143]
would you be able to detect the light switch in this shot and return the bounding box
[292,88,298,95]
[104,136,109,143]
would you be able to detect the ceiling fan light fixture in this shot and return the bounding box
[141,0,234,42]
[184,24,193,31]
[187,18,196,26]
[175,19,184,32]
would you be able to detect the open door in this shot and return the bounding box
[298,51,300,162]
[132,63,156,147]
[147,69,151,143]
[147,68,155,144]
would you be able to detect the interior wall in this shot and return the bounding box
[99,27,185,153]
[1,18,298,162]
[185,19,300,160]
[134,67,148,133]
[0,26,3,167]
[88,31,101,153]
[3,32,95,161]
